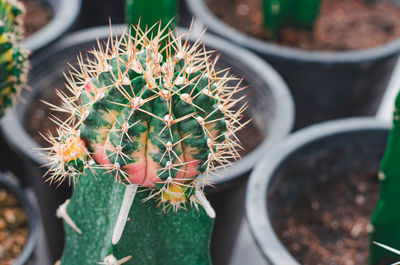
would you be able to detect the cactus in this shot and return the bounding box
[369,92,400,264]
[43,24,246,265]
[125,0,179,32]
[263,0,322,37]
[0,0,28,118]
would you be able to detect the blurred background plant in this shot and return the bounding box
[262,0,322,37]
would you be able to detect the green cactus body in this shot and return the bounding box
[125,0,179,32]
[45,24,245,265]
[60,168,214,265]
[0,0,28,118]
[262,0,322,37]
[369,93,400,264]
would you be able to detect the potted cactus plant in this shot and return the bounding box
[0,0,29,175]
[0,23,294,264]
[0,0,28,118]
[1,0,294,261]
[40,22,247,265]
[186,0,400,128]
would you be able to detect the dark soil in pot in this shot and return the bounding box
[0,185,29,265]
[207,0,400,51]
[21,0,53,38]
[246,118,397,265]
[274,171,379,264]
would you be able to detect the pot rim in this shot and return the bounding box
[0,173,38,265]
[186,0,400,64]
[22,0,81,52]
[1,24,294,185]
[246,117,390,265]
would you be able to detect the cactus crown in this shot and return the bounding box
[44,24,246,211]
[0,0,28,118]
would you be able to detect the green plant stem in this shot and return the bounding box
[262,0,321,37]
[60,168,214,265]
[125,0,179,32]
[369,93,400,264]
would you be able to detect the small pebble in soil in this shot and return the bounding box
[331,221,339,230]
[355,195,365,205]
[236,4,250,16]
[311,201,320,210]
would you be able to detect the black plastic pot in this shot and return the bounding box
[0,172,38,265]
[22,0,81,53]
[75,0,124,29]
[186,0,400,129]
[1,25,294,264]
[246,117,390,264]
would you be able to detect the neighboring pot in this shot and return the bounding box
[246,117,390,264]
[22,0,81,53]
[1,25,295,264]
[0,172,38,265]
[75,0,124,29]
[186,0,400,128]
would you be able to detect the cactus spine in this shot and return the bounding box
[0,0,28,118]
[44,24,245,265]
[263,0,322,36]
[369,92,400,264]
